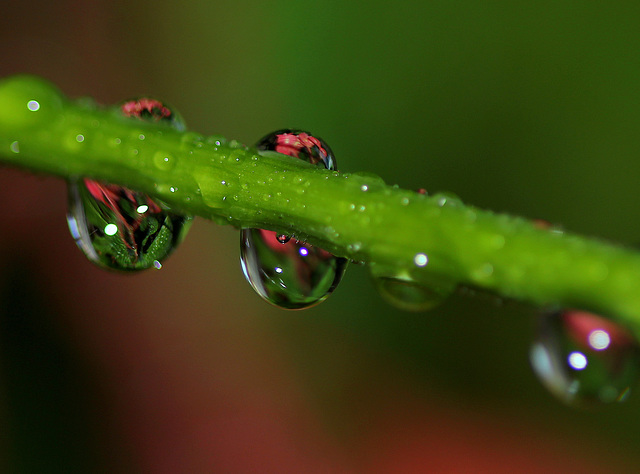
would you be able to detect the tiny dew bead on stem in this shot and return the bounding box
[2,75,640,335]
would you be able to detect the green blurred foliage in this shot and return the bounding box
[2,0,640,471]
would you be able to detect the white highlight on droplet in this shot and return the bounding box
[568,351,588,370]
[588,329,611,350]
[361,185,368,192]
[136,205,149,214]
[27,100,40,111]
[414,253,428,267]
[104,223,118,236]
[299,247,309,257]
[275,267,283,274]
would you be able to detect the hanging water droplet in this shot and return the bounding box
[67,178,192,271]
[373,277,450,312]
[530,308,640,406]
[241,229,347,309]
[370,263,456,312]
[67,98,192,271]
[241,129,347,308]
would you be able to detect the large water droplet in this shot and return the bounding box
[241,229,347,309]
[530,308,640,405]
[67,179,192,271]
[67,98,192,271]
[241,129,347,309]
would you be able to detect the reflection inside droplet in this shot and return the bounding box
[136,204,149,214]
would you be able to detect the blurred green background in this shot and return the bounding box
[2,0,640,471]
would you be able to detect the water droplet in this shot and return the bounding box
[153,151,176,171]
[241,229,347,309]
[9,141,19,153]
[67,178,192,271]
[434,192,462,207]
[370,265,456,312]
[530,308,640,405]
[255,129,336,170]
[27,100,40,111]
[373,276,449,312]
[120,97,186,131]
[241,129,347,308]
[66,98,192,271]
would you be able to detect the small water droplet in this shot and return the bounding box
[66,98,192,271]
[530,308,640,406]
[153,151,176,171]
[414,253,428,267]
[361,185,369,192]
[27,100,40,111]
[434,192,462,207]
[9,141,19,153]
[241,129,347,308]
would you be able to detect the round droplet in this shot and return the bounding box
[119,97,186,131]
[276,234,291,244]
[530,308,640,405]
[373,276,451,312]
[67,98,192,271]
[241,229,347,309]
[0,75,65,132]
[255,129,336,170]
[241,129,346,309]
[67,178,192,271]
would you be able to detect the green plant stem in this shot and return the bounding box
[1,75,639,330]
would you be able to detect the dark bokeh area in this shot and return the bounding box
[1,1,640,472]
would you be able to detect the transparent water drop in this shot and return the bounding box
[67,178,192,271]
[241,129,347,309]
[373,276,451,312]
[67,98,192,271]
[241,229,347,309]
[370,263,456,312]
[530,308,640,406]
